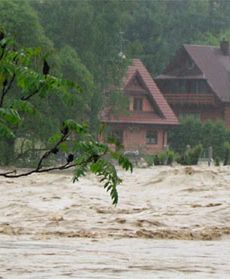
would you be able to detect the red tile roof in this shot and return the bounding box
[101,59,179,126]
[183,44,230,102]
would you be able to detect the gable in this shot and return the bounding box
[162,47,203,77]
[125,71,147,92]
[156,43,230,103]
[184,44,230,102]
[101,59,179,126]
[125,71,162,115]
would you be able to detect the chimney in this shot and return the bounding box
[220,39,229,55]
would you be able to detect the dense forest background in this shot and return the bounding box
[1,0,230,165]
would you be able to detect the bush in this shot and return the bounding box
[214,157,220,166]
[177,144,203,165]
[166,149,175,165]
[144,149,176,166]
[168,116,202,153]
[223,142,230,165]
[144,155,155,166]
[168,116,230,162]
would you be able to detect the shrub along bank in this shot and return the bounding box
[144,117,230,166]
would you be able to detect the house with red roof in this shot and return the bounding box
[100,59,179,154]
[155,40,230,128]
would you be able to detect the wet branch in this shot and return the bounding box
[36,133,69,171]
[0,143,107,179]
[0,46,5,61]
[0,131,72,178]
[0,74,16,107]
[0,162,75,178]
[20,87,41,101]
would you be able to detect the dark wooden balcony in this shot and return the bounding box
[164,93,216,106]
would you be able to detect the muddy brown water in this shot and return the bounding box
[0,236,229,278]
[0,166,230,278]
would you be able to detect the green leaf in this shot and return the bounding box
[111,152,133,172]
[48,133,62,144]
[11,100,35,114]
[63,119,87,134]
[0,122,15,138]
[59,142,69,152]
[0,108,21,125]
[73,165,87,182]
[89,158,121,205]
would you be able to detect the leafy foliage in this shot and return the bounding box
[176,144,203,165]
[0,34,132,205]
[144,149,176,166]
[223,142,230,165]
[169,116,230,162]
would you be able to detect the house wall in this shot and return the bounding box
[122,126,166,154]
[143,97,153,112]
[201,108,223,122]
[162,47,202,77]
[172,106,224,122]
[224,104,230,128]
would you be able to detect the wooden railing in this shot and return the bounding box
[164,93,216,106]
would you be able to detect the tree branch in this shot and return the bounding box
[0,162,75,178]
[0,46,6,61]
[0,73,15,107]
[36,133,68,171]
[0,142,107,179]
[20,88,40,101]
[0,129,71,178]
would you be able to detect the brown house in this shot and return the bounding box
[100,59,178,154]
[155,40,230,128]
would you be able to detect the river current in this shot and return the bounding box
[0,166,229,278]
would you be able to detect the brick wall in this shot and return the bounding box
[123,126,166,154]
[224,104,230,128]
[201,108,223,122]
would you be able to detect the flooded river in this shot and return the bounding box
[0,236,229,278]
[0,166,230,278]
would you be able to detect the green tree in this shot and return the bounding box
[0,0,52,49]
[32,0,131,131]
[168,116,202,153]
[125,0,230,74]
[0,33,132,205]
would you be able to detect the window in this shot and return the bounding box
[146,130,157,144]
[133,97,143,111]
[168,80,208,94]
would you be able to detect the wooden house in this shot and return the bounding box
[155,40,230,128]
[100,59,178,154]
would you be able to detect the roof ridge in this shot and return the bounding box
[184,43,215,48]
